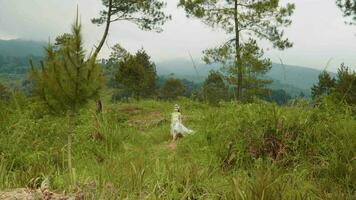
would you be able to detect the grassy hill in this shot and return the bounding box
[0,97,354,199]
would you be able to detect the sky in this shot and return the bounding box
[0,0,355,72]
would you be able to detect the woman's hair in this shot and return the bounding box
[174,104,180,112]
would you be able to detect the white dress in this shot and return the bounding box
[170,112,193,139]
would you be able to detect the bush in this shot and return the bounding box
[159,78,186,100]
[202,71,229,105]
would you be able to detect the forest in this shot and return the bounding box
[0,0,355,199]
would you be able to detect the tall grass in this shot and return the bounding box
[0,95,355,199]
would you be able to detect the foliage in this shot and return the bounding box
[333,63,356,105]
[202,70,229,105]
[311,70,336,99]
[93,0,170,32]
[29,17,104,171]
[311,64,356,106]
[30,21,103,114]
[157,76,201,99]
[159,78,186,100]
[179,0,295,100]
[114,49,157,99]
[239,41,273,100]
[263,89,292,105]
[109,43,129,64]
[337,0,356,24]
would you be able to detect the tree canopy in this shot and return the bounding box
[159,78,186,100]
[311,71,336,99]
[179,0,294,101]
[30,21,103,114]
[30,17,104,170]
[114,48,157,99]
[337,0,356,23]
[93,0,170,32]
[202,70,229,105]
[334,64,356,105]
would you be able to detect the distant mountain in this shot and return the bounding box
[156,59,219,78]
[0,39,45,57]
[156,59,335,97]
[267,64,335,93]
[0,39,332,97]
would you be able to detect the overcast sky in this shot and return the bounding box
[0,0,355,71]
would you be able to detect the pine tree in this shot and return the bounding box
[334,63,356,105]
[238,40,272,100]
[202,71,229,105]
[179,0,294,100]
[91,0,169,109]
[135,49,157,98]
[159,78,186,100]
[311,71,336,99]
[109,43,129,64]
[115,49,157,99]
[264,89,291,105]
[30,17,103,171]
[92,0,169,104]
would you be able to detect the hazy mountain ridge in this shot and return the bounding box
[0,39,333,96]
[156,59,334,96]
[0,39,45,57]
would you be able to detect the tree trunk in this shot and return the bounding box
[92,0,113,60]
[67,111,75,171]
[96,99,103,114]
[92,0,113,115]
[234,0,242,101]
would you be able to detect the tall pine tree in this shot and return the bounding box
[334,64,356,105]
[311,71,336,99]
[179,0,294,100]
[159,78,186,100]
[202,70,229,105]
[115,49,157,99]
[30,17,103,171]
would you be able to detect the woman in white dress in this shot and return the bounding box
[170,104,193,141]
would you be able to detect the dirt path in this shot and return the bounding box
[167,141,177,151]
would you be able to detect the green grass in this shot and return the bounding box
[0,94,355,199]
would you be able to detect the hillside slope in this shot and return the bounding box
[0,39,45,57]
[156,59,330,96]
[0,99,354,199]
